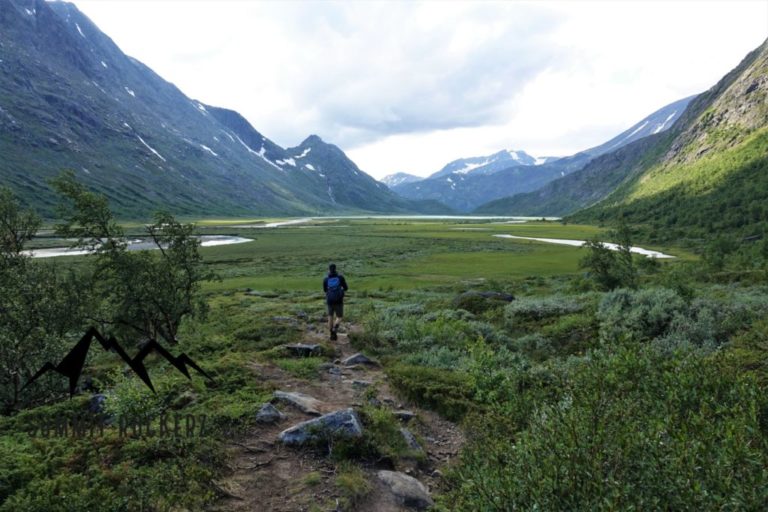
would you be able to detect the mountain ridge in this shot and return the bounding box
[0,0,445,218]
[391,95,694,212]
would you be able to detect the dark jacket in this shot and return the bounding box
[323,273,348,303]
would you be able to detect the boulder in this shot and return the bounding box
[377,470,433,510]
[272,391,324,416]
[255,403,284,424]
[342,353,379,366]
[279,408,363,446]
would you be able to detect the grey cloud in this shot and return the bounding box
[268,2,569,147]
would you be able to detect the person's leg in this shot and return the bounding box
[334,302,343,332]
[327,303,335,337]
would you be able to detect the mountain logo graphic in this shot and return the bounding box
[22,327,214,396]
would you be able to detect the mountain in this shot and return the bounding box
[572,39,768,237]
[0,0,441,218]
[392,96,694,212]
[481,39,768,239]
[429,149,538,179]
[582,95,696,157]
[381,172,422,188]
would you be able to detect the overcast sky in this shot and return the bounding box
[74,0,768,179]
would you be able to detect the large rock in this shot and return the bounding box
[377,470,433,510]
[255,403,284,424]
[279,408,363,446]
[342,353,379,366]
[273,391,324,416]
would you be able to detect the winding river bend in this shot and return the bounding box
[493,234,674,258]
[27,236,253,259]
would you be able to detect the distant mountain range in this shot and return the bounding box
[0,0,444,218]
[389,96,694,212]
[479,39,768,239]
[380,172,423,188]
[2,0,764,235]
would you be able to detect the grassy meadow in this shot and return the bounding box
[2,216,767,511]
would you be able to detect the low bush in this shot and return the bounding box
[385,364,475,422]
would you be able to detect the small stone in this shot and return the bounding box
[342,353,379,366]
[377,470,434,510]
[279,408,363,446]
[352,380,372,388]
[400,428,423,452]
[255,403,284,424]
[328,367,342,376]
[272,391,324,416]
[394,410,416,422]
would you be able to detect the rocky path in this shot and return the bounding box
[208,322,464,512]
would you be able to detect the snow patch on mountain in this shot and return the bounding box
[137,135,166,162]
[200,144,218,157]
[276,158,296,167]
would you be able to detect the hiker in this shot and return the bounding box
[323,263,348,340]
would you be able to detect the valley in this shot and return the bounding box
[5,216,767,511]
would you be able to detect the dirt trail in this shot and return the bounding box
[208,322,464,512]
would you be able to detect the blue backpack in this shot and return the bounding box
[326,276,344,302]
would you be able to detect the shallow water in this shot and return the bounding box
[27,236,253,259]
[493,234,674,258]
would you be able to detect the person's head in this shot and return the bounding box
[329,263,337,274]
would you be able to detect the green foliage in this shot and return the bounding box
[598,287,688,344]
[0,187,88,413]
[443,344,768,511]
[335,462,372,511]
[103,369,165,425]
[575,128,768,240]
[386,364,474,421]
[272,357,326,379]
[52,173,216,344]
[505,294,588,324]
[578,222,637,290]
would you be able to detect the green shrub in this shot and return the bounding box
[505,294,589,325]
[386,364,474,421]
[598,287,687,343]
[443,344,768,510]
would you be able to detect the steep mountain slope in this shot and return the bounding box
[0,0,432,217]
[570,39,768,237]
[479,42,767,226]
[583,95,695,157]
[392,96,693,212]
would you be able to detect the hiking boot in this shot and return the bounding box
[330,330,338,341]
